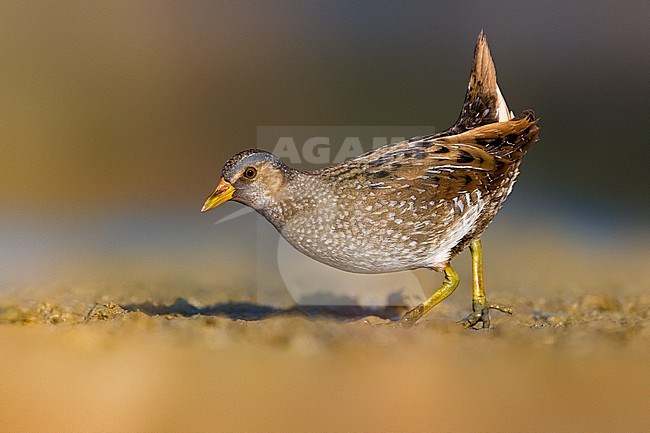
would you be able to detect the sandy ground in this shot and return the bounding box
[1,236,649,433]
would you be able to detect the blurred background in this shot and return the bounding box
[1,1,648,297]
[1,3,649,432]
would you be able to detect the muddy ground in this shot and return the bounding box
[0,232,648,433]
[1,276,648,433]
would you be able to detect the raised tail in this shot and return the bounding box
[442,109,540,162]
[439,31,513,137]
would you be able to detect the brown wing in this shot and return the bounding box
[441,110,540,162]
[320,111,539,204]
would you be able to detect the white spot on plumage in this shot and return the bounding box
[456,197,464,212]
[495,84,512,122]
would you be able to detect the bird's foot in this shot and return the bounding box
[400,304,425,328]
[460,300,512,329]
[400,266,460,328]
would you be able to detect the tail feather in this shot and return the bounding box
[439,31,513,137]
[443,109,540,162]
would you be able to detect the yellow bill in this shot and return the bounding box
[201,177,235,212]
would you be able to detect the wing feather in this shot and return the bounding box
[316,112,538,205]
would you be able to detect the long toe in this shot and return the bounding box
[460,301,512,330]
[400,304,425,328]
[460,308,490,329]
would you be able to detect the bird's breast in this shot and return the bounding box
[272,186,486,273]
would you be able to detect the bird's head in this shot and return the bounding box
[201,149,290,212]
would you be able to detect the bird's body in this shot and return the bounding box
[202,32,540,327]
[261,114,537,274]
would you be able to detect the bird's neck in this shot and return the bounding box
[257,170,334,229]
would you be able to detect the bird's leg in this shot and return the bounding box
[401,266,459,327]
[461,238,512,329]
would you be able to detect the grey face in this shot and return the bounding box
[221,150,289,210]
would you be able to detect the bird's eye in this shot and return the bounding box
[243,167,257,180]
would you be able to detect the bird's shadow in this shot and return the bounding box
[120,298,404,322]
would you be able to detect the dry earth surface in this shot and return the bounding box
[1,240,649,432]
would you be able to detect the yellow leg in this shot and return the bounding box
[470,237,488,307]
[401,266,459,327]
[461,238,512,329]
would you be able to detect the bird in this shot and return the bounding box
[201,32,540,328]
